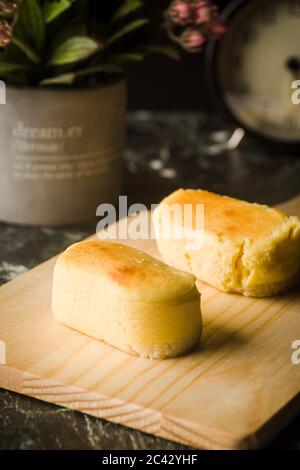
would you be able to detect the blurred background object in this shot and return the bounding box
[95,0,230,110]
[125,0,300,146]
[0,0,225,225]
[2,0,298,226]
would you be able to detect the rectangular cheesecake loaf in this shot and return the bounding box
[153,189,300,297]
[52,240,202,359]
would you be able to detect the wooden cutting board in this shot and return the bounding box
[0,196,300,450]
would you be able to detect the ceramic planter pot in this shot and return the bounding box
[0,79,126,225]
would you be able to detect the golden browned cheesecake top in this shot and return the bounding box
[159,189,287,241]
[58,240,198,302]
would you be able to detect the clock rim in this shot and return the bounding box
[205,0,300,147]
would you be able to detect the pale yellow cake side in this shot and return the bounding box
[153,189,300,297]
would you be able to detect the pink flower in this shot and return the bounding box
[165,0,225,54]
[192,1,219,25]
[0,1,18,17]
[181,27,206,52]
[209,20,227,37]
[0,19,12,47]
[168,0,192,25]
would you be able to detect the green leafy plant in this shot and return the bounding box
[0,0,224,87]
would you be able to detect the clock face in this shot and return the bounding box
[215,0,300,143]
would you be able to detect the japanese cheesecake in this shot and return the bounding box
[52,240,202,359]
[153,189,300,297]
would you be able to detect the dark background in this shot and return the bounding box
[94,0,231,110]
[127,0,230,110]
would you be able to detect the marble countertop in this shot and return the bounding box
[0,112,299,450]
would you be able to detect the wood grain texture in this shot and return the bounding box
[0,196,300,450]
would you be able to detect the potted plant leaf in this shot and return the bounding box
[0,0,224,225]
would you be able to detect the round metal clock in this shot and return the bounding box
[206,0,300,144]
